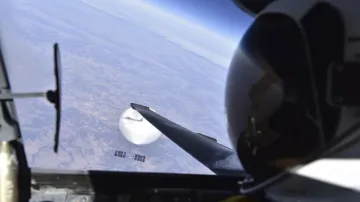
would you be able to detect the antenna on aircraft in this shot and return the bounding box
[0,42,62,153]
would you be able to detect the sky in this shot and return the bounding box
[77,0,245,67]
[144,0,254,43]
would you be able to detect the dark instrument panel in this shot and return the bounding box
[30,169,243,202]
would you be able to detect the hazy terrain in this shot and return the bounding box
[2,0,235,174]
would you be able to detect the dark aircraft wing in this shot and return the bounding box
[130,103,244,176]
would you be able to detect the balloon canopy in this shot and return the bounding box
[119,107,162,145]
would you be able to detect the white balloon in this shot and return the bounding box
[119,107,162,145]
